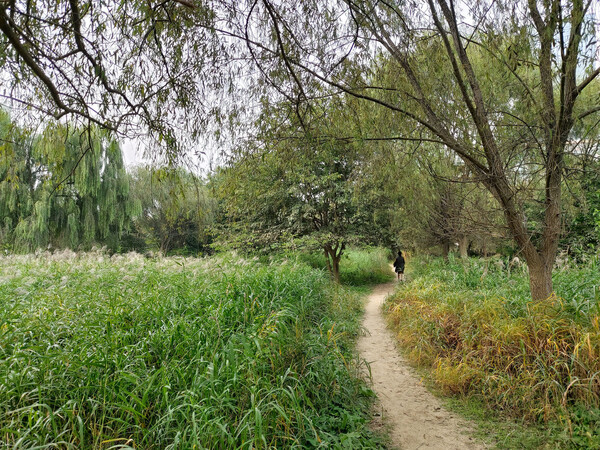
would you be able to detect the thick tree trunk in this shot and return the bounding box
[331,253,341,284]
[527,257,553,301]
[324,243,343,284]
[160,236,171,255]
[503,210,557,301]
[458,235,468,259]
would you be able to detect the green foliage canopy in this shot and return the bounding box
[127,165,216,254]
[217,99,378,281]
[0,111,136,251]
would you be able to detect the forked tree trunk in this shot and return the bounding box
[331,254,341,284]
[324,242,344,284]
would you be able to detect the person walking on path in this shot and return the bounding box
[393,250,405,281]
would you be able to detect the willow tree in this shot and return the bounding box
[46,128,138,250]
[0,110,41,248]
[218,0,600,300]
[0,114,137,251]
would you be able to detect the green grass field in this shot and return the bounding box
[297,247,394,286]
[0,249,389,449]
[385,255,600,448]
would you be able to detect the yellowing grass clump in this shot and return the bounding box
[385,256,600,436]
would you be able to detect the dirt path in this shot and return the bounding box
[357,281,486,450]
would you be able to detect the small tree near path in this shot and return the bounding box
[217,101,367,283]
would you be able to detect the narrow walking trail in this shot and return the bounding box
[357,282,486,450]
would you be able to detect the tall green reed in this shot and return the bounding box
[0,251,382,448]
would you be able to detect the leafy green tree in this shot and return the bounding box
[342,68,506,259]
[218,100,370,282]
[353,135,506,259]
[349,134,425,254]
[128,166,216,255]
[0,113,137,251]
[0,111,40,248]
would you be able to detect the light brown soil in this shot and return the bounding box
[357,281,486,450]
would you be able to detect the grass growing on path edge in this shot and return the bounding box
[384,255,600,449]
[0,250,387,448]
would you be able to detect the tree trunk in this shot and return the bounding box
[331,253,341,284]
[441,240,450,260]
[458,235,468,259]
[527,257,553,301]
[324,243,343,284]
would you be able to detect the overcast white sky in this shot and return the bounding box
[120,137,222,176]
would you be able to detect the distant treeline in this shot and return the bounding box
[1,108,599,261]
[0,112,215,255]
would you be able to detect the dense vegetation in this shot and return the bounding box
[0,249,391,448]
[0,114,215,255]
[2,1,600,448]
[3,1,600,299]
[385,256,600,448]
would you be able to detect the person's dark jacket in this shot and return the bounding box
[393,254,405,272]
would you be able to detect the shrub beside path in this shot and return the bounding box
[358,281,486,449]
